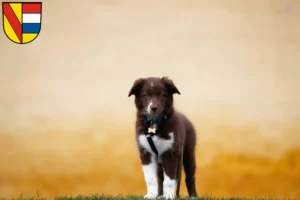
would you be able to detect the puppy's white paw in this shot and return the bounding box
[163,193,175,199]
[144,193,158,199]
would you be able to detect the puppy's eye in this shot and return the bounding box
[142,92,149,97]
[161,92,167,96]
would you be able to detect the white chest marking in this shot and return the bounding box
[138,132,174,156]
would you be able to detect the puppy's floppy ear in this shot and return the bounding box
[161,76,181,95]
[128,78,146,97]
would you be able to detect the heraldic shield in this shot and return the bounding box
[2,2,42,44]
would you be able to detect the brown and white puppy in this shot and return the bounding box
[128,77,198,199]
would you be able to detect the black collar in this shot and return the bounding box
[143,114,168,124]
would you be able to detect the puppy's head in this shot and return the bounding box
[128,77,180,119]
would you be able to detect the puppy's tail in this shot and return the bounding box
[176,146,183,198]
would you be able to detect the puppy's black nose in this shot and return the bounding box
[151,106,158,112]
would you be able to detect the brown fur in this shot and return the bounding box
[128,77,198,198]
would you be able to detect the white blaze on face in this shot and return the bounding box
[142,156,158,199]
[150,81,154,87]
[147,101,153,114]
[163,172,177,199]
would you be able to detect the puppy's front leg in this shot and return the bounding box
[161,152,180,199]
[140,151,158,199]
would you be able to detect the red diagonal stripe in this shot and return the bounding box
[3,3,22,43]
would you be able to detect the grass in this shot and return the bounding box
[2,194,298,200]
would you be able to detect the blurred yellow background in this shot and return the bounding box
[0,0,300,198]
